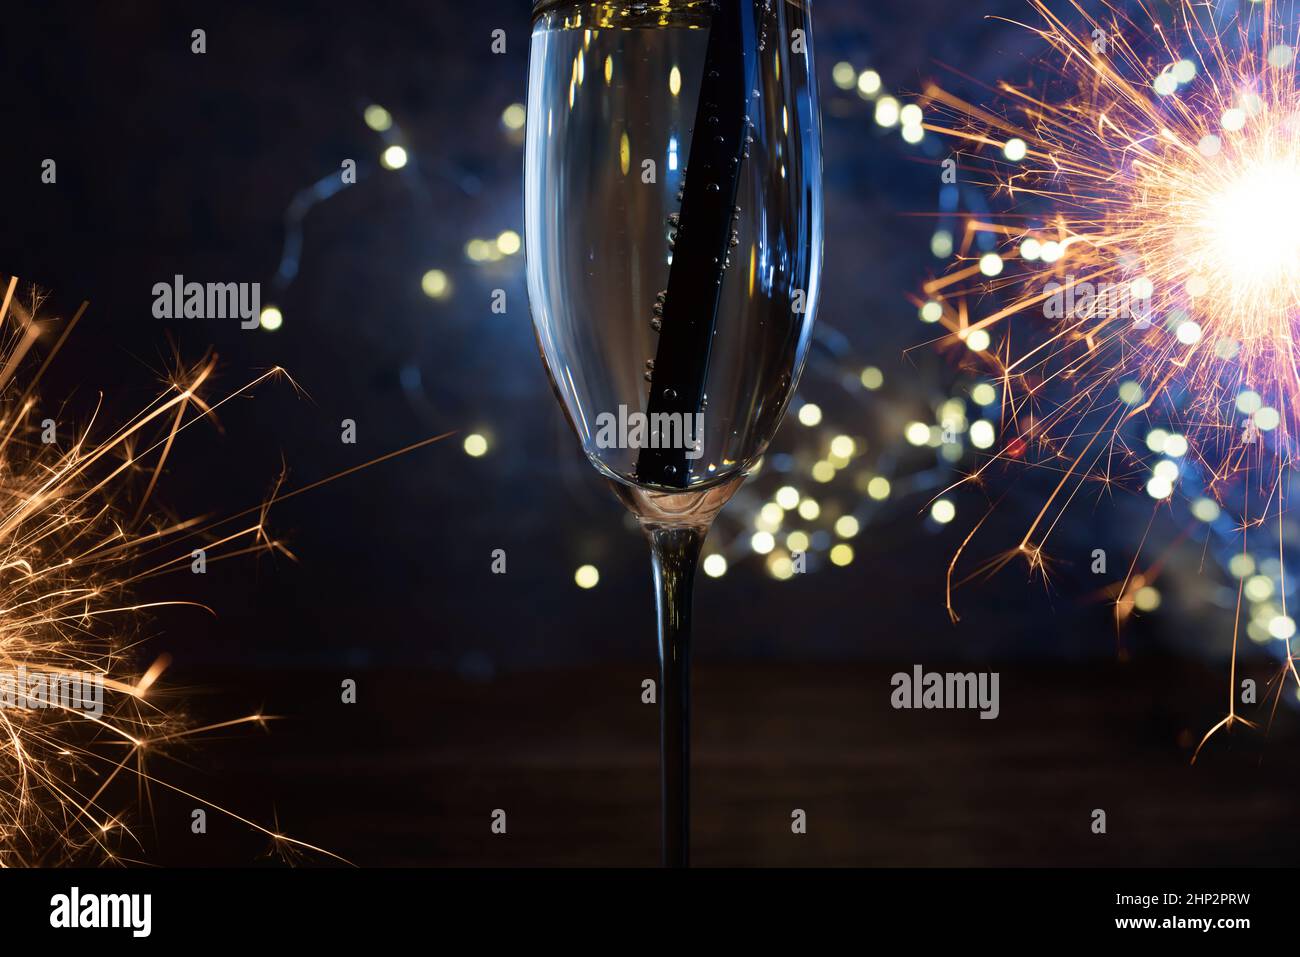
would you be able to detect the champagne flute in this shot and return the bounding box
[525,0,822,866]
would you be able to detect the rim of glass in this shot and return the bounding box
[531,0,717,20]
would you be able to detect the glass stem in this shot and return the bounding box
[646,521,705,868]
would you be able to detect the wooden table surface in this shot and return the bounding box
[133,659,1300,867]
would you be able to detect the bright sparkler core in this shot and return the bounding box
[1123,102,1300,360]
[921,0,1300,762]
[1200,155,1300,301]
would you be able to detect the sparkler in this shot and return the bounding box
[0,275,448,865]
[918,0,1300,758]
